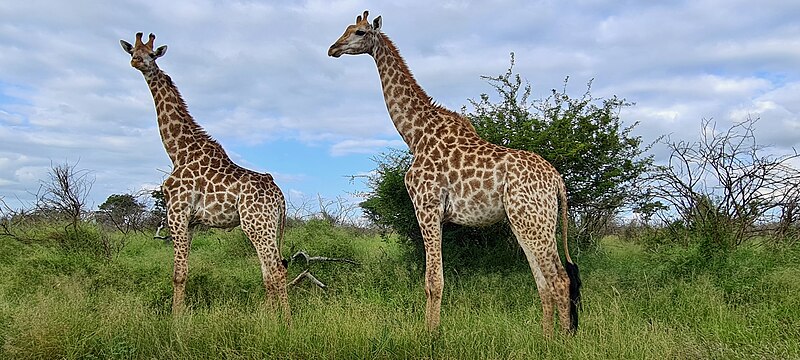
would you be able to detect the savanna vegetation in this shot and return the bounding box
[1,219,798,359]
[1,57,799,358]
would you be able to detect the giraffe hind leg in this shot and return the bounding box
[507,205,573,335]
[241,221,291,324]
[513,228,556,336]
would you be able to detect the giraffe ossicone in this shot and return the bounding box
[329,11,581,334]
[121,32,290,322]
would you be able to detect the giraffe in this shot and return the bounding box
[120,33,290,322]
[329,11,581,334]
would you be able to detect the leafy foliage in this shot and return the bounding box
[98,193,147,234]
[466,54,653,244]
[150,189,167,221]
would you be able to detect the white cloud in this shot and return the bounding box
[330,139,406,156]
[1,0,799,209]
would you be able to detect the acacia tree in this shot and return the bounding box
[466,54,652,244]
[642,117,800,250]
[98,193,147,235]
[35,161,94,233]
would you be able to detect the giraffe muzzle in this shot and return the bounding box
[328,44,343,58]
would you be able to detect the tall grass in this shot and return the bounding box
[0,222,798,359]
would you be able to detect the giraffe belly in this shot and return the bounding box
[194,192,241,228]
[445,192,506,227]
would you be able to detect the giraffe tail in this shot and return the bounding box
[279,201,288,269]
[559,177,582,332]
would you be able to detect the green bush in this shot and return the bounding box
[286,218,359,260]
[47,224,105,256]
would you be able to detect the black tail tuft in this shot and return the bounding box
[565,261,582,332]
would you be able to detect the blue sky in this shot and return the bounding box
[1,0,799,217]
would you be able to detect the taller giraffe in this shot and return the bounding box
[329,11,581,334]
[120,33,290,321]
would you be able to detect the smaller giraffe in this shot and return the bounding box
[120,33,290,321]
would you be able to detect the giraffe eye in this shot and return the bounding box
[355,30,366,36]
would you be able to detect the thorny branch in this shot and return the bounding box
[643,117,800,243]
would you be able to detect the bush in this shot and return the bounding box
[286,218,360,260]
[467,55,652,245]
[47,224,104,255]
[641,117,800,250]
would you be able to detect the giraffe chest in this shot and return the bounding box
[163,166,243,228]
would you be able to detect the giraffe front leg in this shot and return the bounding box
[171,229,191,315]
[418,213,444,332]
[405,168,446,332]
[424,248,444,332]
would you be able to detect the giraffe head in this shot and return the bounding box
[328,10,382,58]
[120,32,168,72]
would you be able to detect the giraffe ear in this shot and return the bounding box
[120,40,133,55]
[373,16,382,30]
[153,45,168,59]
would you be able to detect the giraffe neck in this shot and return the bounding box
[371,34,434,153]
[372,34,479,154]
[142,68,227,166]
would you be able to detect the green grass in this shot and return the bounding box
[1,223,798,359]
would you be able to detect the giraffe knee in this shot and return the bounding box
[173,270,187,286]
[425,276,443,300]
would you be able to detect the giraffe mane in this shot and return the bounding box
[159,71,229,157]
[379,33,477,131]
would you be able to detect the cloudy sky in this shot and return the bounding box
[1,0,799,214]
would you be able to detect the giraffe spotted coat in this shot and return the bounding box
[121,33,290,322]
[329,11,581,334]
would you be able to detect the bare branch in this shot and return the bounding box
[291,250,360,266]
[288,269,328,289]
[643,117,800,244]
